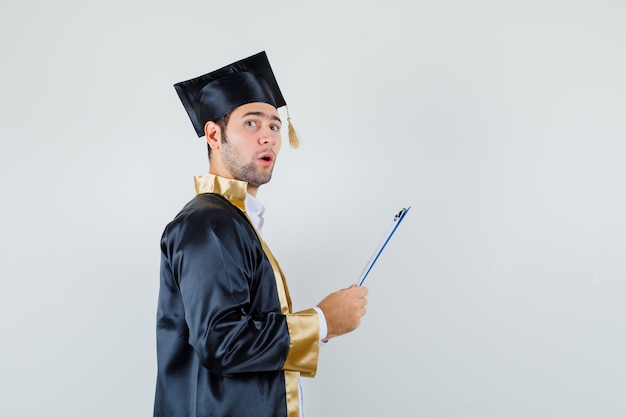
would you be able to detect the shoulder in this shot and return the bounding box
[163,193,253,242]
[179,193,236,217]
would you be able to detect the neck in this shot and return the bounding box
[246,184,259,197]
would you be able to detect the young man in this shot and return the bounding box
[154,51,368,417]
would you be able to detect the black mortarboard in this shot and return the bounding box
[174,51,299,147]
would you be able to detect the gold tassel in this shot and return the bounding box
[286,106,300,148]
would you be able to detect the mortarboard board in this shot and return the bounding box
[174,51,299,147]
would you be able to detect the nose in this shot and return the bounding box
[259,126,277,146]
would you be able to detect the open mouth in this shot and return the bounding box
[258,152,274,164]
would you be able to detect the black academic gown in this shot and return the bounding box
[154,175,319,417]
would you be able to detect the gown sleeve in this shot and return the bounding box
[160,198,318,376]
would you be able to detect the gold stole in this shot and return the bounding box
[256,238,301,417]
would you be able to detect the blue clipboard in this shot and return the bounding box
[357,206,411,286]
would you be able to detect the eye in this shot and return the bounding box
[245,120,258,127]
[270,124,281,132]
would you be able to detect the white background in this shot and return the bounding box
[1,1,625,416]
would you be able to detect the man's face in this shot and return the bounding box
[219,102,282,189]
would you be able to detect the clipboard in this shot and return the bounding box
[357,206,411,286]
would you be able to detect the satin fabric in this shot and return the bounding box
[174,51,286,137]
[154,176,319,417]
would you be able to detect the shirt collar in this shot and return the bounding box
[245,193,265,233]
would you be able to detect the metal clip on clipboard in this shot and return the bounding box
[357,206,411,286]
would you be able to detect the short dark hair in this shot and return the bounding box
[207,111,231,160]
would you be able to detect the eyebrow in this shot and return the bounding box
[242,111,282,124]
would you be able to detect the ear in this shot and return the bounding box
[204,121,221,151]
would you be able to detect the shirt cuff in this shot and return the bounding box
[313,306,328,342]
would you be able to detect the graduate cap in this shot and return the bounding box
[174,51,299,147]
